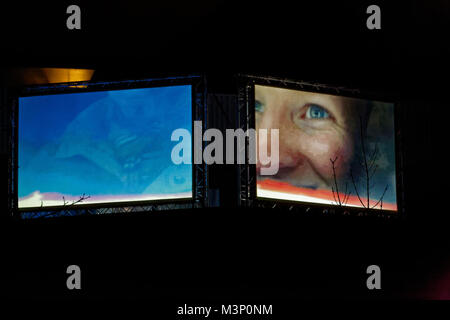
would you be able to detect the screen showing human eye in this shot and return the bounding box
[254,84,397,211]
[304,104,331,119]
[18,85,193,209]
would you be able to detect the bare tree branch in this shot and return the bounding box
[371,185,389,209]
[349,116,390,212]
[368,143,379,171]
[343,182,350,205]
[330,156,343,205]
[369,164,379,181]
[351,169,366,208]
[331,186,338,205]
[37,194,91,218]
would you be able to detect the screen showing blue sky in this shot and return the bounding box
[19,85,192,209]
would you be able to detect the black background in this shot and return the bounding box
[1,0,449,311]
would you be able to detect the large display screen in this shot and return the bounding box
[18,85,192,209]
[255,85,397,211]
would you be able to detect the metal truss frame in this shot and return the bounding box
[9,75,208,219]
[6,88,17,219]
[192,76,208,207]
[237,78,256,208]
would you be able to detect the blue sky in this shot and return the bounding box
[18,85,192,203]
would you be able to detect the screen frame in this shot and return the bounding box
[9,75,208,219]
[237,74,405,219]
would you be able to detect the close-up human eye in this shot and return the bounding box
[305,104,331,119]
[255,100,265,113]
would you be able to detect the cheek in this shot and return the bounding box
[303,133,353,179]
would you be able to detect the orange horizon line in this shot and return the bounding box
[258,179,397,211]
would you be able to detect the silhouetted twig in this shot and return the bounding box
[330,156,352,207]
[37,193,91,218]
[350,116,389,210]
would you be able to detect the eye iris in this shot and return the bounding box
[255,100,264,112]
[308,105,329,119]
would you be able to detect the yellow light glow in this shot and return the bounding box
[9,68,95,85]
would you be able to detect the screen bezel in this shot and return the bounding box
[237,74,405,218]
[10,75,208,218]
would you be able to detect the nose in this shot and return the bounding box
[256,106,305,174]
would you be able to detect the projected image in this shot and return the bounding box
[255,85,397,211]
[19,85,192,209]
